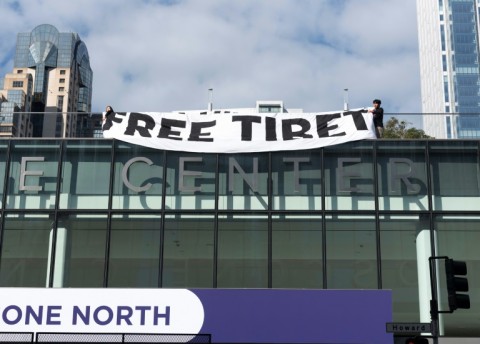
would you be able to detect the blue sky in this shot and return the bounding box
[0,0,422,127]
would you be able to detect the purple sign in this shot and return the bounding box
[192,289,392,344]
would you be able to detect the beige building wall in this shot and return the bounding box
[0,70,34,137]
[416,0,449,139]
[0,65,84,138]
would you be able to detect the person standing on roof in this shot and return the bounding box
[368,99,384,138]
[102,105,115,130]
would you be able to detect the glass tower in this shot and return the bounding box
[417,0,480,138]
[0,24,93,137]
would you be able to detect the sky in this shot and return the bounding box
[0,0,423,127]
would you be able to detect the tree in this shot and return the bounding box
[382,117,434,139]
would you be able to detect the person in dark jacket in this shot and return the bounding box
[102,105,115,130]
[368,99,384,138]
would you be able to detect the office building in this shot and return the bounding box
[0,24,93,138]
[417,0,480,139]
[0,133,478,342]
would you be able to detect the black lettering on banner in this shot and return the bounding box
[265,116,277,141]
[343,110,368,130]
[157,118,186,141]
[232,116,262,141]
[188,121,216,142]
[124,113,156,137]
[282,118,313,140]
[103,112,126,131]
[316,113,345,137]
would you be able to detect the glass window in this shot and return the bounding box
[59,214,108,287]
[376,141,428,210]
[0,213,52,287]
[272,215,322,288]
[324,141,374,210]
[436,215,480,337]
[12,81,23,88]
[57,95,64,109]
[59,78,65,83]
[218,153,269,210]
[326,215,377,289]
[258,105,282,113]
[380,215,422,323]
[59,141,112,209]
[108,214,161,287]
[6,141,61,210]
[163,214,214,288]
[0,142,8,208]
[217,214,268,287]
[60,70,66,75]
[429,141,479,210]
[165,152,216,210]
[271,150,322,210]
[112,142,164,210]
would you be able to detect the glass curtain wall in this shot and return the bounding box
[0,139,478,337]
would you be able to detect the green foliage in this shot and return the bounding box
[382,117,434,139]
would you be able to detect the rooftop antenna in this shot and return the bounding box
[343,88,349,111]
[208,88,213,112]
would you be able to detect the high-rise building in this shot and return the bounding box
[0,24,93,137]
[417,0,480,139]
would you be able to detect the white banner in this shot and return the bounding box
[102,109,377,153]
[0,288,204,334]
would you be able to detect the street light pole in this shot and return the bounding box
[343,88,349,111]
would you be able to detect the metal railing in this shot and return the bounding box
[0,332,212,343]
[0,111,480,138]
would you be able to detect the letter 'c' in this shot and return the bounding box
[122,157,154,192]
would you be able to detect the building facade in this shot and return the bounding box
[0,24,93,138]
[417,0,480,139]
[0,138,478,341]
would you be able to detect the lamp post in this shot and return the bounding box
[343,88,349,111]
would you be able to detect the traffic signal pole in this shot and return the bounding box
[428,256,441,344]
[429,256,470,344]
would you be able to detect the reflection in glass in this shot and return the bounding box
[324,141,374,211]
[0,213,52,287]
[163,215,214,288]
[108,214,161,287]
[6,141,61,209]
[272,215,322,288]
[436,215,480,336]
[376,141,428,211]
[326,215,377,289]
[380,215,420,323]
[60,141,112,209]
[271,151,322,210]
[218,215,268,287]
[112,142,164,210]
[0,142,8,208]
[165,153,216,210]
[60,214,107,287]
[218,154,269,210]
[429,141,480,211]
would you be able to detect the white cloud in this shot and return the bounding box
[0,0,422,126]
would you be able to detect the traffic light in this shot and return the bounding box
[405,336,429,344]
[445,258,470,310]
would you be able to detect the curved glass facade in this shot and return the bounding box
[7,25,93,137]
[0,138,479,337]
